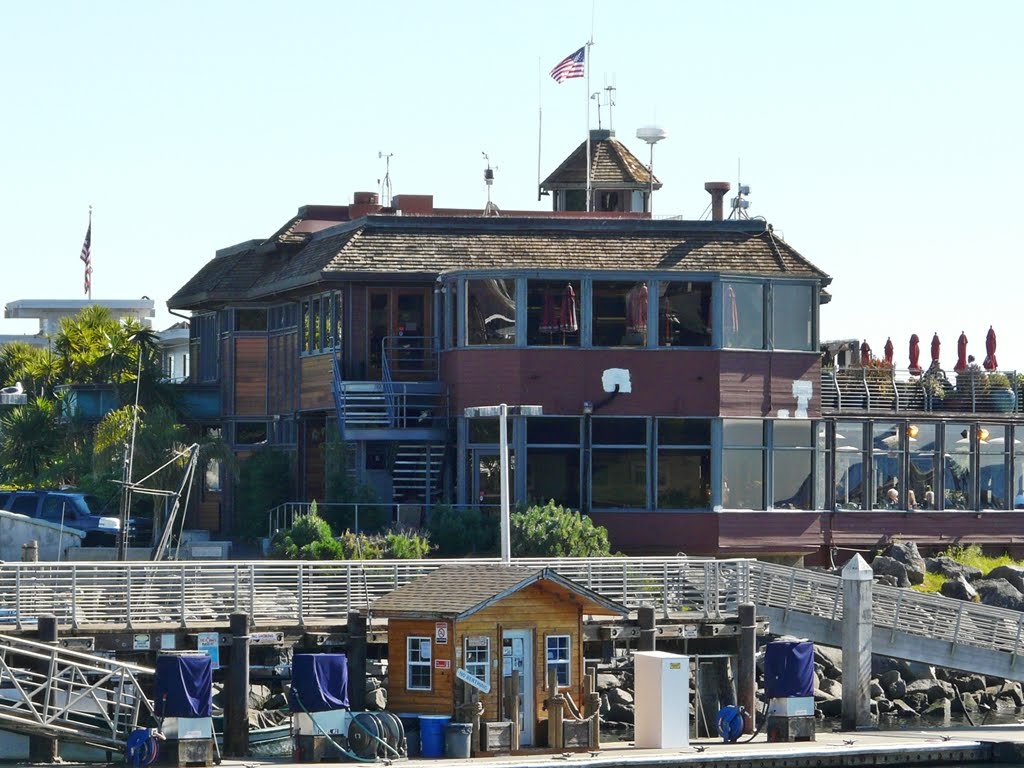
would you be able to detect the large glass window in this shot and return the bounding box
[908,423,937,509]
[300,292,341,355]
[656,418,710,509]
[526,417,581,509]
[527,280,580,347]
[1013,427,1024,510]
[772,284,814,351]
[659,281,711,347]
[467,279,516,345]
[723,282,764,350]
[407,637,432,690]
[722,419,765,509]
[872,421,903,509]
[773,420,814,510]
[235,308,267,332]
[592,281,648,347]
[943,422,972,510]
[592,417,647,509]
[834,422,865,509]
[979,424,1008,510]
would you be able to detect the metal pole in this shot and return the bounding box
[499,403,511,564]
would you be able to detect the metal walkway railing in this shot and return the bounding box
[0,633,153,750]
[749,561,1024,678]
[0,557,750,631]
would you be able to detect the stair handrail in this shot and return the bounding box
[380,338,398,428]
[330,352,348,434]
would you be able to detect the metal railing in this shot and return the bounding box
[267,501,464,539]
[749,561,1024,658]
[0,557,750,631]
[0,633,154,749]
[382,335,438,381]
[823,366,1022,414]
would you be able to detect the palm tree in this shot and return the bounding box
[0,397,59,484]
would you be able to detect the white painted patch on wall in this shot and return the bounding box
[602,368,632,393]
[792,380,813,418]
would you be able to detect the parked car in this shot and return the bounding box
[1,490,123,547]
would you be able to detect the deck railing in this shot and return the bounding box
[0,557,750,631]
[822,366,1022,414]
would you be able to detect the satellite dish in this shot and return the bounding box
[636,125,667,145]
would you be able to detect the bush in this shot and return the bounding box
[272,508,343,560]
[428,504,498,556]
[510,501,611,557]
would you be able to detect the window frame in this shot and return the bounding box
[463,636,490,689]
[407,636,432,691]
[545,634,571,688]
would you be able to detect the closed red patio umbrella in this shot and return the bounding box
[626,283,649,334]
[860,341,872,366]
[883,337,894,366]
[930,333,941,369]
[559,283,578,335]
[954,331,968,373]
[984,326,998,370]
[909,334,922,375]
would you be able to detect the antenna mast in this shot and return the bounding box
[378,151,394,207]
[728,159,751,219]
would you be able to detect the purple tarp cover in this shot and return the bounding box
[155,655,213,718]
[764,640,814,699]
[289,653,349,712]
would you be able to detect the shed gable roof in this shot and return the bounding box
[371,564,627,619]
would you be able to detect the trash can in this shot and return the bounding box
[419,715,451,758]
[399,714,420,758]
[445,722,474,759]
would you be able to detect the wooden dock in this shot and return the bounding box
[192,724,1024,768]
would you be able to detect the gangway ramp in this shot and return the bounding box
[0,633,153,750]
[750,561,1024,680]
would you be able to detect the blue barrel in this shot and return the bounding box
[419,715,451,758]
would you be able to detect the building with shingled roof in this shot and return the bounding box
[372,564,626,747]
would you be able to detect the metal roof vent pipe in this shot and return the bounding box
[704,181,731,221]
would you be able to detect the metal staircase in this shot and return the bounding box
[392,443,444,503]
[0,633,153,750]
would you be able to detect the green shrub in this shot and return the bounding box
[272,509,343,560]
[510,501,611,558]
[428,504,498,556]
[386,529,433,559]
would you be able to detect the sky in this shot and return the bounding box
[1,1,1021,369]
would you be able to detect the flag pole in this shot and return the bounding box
[88,206,92,301]
[585,40,592,212]
[537,57,543,202]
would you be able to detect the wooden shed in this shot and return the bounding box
[372,564,627,747]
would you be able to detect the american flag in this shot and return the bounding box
[80,218,92,295]
[550,46,585,83]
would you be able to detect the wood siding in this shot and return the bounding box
[348,287,367,379]
[233,337,268,416]
[300,356,333,411]
[718,351,820,417]
[301,414,326,502]
[590,512,721,556]
[454,582,583,744]
[268,331,299,414]
[386,619,455,714]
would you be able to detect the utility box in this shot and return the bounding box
[633,651,689,749]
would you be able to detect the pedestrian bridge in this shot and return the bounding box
[1,557,1022,680]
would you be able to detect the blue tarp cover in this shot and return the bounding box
[155,655,213,718]
[290,653,349,712]
[764,640,814,698]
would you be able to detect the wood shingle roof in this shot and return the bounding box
[541,131,661,190]
[169,216,829,309]
[370,564,627,619]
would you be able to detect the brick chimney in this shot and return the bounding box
[704,181,731,221]
[348,191,382,219]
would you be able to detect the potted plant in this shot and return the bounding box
[986,371,1017,412]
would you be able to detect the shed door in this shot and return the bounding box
[502,629,533,746]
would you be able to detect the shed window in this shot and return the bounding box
[407,637,431,690]
[464,636,490,688]
[546,635,571,687]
